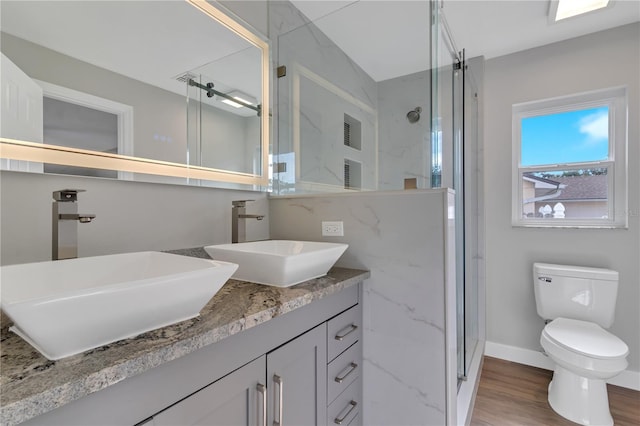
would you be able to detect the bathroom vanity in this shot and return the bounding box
[0,252,368,426]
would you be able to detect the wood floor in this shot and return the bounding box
[470,357,640,426]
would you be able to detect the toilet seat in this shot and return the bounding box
[543,318,629,359]
[541,318,628,379]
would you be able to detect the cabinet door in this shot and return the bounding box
[153,355,266,426]
[267,324,327,426]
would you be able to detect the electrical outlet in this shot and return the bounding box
[322,221,344,237]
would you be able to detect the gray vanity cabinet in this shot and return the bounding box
[267,323,328,426]
[151,324,328,426]
[18,283,364,426]
[326,305,362,426]
[151,355,266,426]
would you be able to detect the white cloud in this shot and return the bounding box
[579,110,608,143]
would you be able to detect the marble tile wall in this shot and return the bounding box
[269,189,455,425]
[377,71,432,190]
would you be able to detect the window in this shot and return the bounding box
[512,87,627,227]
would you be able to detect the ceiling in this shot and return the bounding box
[290,1,431,82]
[291,0,640,82]
[443,0,640,60]
[2,0,638,92]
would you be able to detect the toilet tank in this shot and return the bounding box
[533,263,619,328]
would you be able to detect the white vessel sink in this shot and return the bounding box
[204,240,348,287]
[0,251,238,360]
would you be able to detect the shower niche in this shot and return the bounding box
[344,159,362,190]
[343,113,362,150]
[343,114,362,190]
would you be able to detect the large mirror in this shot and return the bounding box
[0,0,270,187]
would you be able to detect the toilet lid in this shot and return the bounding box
[543,318,629,359]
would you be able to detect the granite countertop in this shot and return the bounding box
[0,248,369,426]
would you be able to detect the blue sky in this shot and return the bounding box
[521,106,609,166]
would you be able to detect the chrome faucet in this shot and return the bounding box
[52,189,96,260]
[232,200,264,243]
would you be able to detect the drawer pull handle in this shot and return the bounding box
[335,324,358,341]
[334,362,358,383]
[334,400,357,425]
[273,375,283,426]
[257,383,267,426]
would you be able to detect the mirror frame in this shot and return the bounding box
[0,0,270,186]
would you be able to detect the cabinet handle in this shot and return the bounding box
[273,374,283,426]
[257,383,266,426]
[334,324,358,341]
[334,400,357,425]
[334,362,358,383]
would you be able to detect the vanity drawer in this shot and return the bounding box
[327,304,361,362]
[327,380,360,426]
[327,341,361,404]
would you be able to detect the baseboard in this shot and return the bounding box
[485,341,640,391]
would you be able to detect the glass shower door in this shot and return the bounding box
[431,4,480,383]
[431,5,465,382]
[463,68,480,374]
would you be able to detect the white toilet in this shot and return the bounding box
[533,263,629,426]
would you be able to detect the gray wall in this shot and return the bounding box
[0,171,269,266]
[199,103,259,174]
[484,23,640,372]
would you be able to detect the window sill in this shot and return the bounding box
[512,220,628,229]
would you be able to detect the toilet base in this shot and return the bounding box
[548,365,613,426]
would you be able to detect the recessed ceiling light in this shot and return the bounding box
[549,0,612,22]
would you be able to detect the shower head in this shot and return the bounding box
[407,107,422,124]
